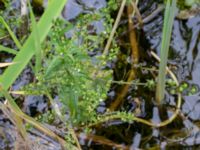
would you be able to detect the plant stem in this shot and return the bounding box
[88,51,181,128]
[103,0,126,55]
[156,0,177,104]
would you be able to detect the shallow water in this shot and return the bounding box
[139,1,200,148]
[0,0,200,149]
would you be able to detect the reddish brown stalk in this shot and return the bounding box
[109,3,139,111]
[109,70,135,111]
[128,4,139,64]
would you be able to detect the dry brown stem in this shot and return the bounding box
[109,2,139,111]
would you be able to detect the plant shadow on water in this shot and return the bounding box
[0,0,200,149]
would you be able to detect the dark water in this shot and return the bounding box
[0,0,200,149]
[134,1,200,149]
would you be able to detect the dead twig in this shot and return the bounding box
[109,1,139,111]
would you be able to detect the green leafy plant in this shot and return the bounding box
[25,11,115,125]
[0,0,68,90]
[0,0,68,147]
[0,0,193,149]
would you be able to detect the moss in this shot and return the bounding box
[177,0,200,10]
[177,0,190,9]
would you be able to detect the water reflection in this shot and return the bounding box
[143,3,200,146]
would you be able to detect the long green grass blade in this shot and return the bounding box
[28,1,42,73]
[0,16,22,49]
[156,0,177,104]
[0,45,17,54]
[0,0,67,90]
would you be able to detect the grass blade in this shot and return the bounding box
[28,0,42,73]
[0,0,68,90]
[0,45,17,54]
[156,0,177,104]
[0,16,22,49]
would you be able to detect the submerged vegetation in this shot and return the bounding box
[0,0,200,149]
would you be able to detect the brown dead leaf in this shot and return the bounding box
[0,62,15,68]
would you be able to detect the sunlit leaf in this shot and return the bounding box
[0,0,68,90]
[0,62,15,68]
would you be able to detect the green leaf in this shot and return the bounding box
[28,0,42,73]
[0,45,17,55]
[0,16,22,49]
[0,0,68,90]
[156,0,177,103]
[44,56,64,78]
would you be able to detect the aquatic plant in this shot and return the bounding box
[1,0,198,149]
[156,0,177,104]
[24,1,119,125]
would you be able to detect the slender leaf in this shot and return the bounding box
[0,0,68,90]
[0,62,15,68]
[44,56,64,78]
[0,45,17,54]
[0,16,22,49]
[156,0,177,103]
[28,0,42,73]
